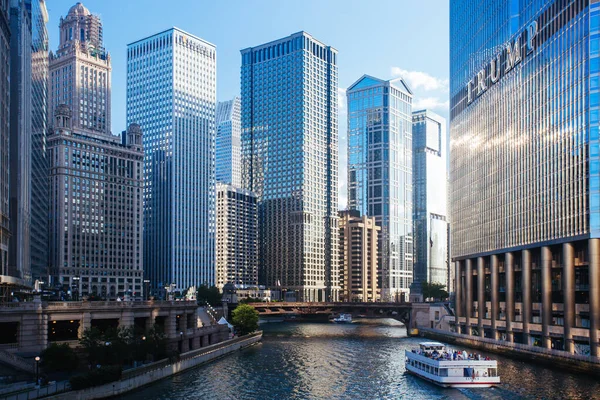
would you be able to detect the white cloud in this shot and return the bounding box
[338,87,347,111]
[413,97,450,111]
[390,67,449,92]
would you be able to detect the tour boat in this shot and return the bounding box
[332,313,352,323]
[405,342,500,388]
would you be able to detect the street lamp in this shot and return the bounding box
[143,279,150,301]
[34,356,40,385]
[72,277,80,301]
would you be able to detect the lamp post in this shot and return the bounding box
[72,276,80,301]
[34,356,40,385]
[143,279,150,301]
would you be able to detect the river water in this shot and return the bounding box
[122,320,600,399]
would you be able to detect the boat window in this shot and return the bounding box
[439,368,448,377]
[488,368,496,377]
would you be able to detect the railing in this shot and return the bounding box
[2,380,70,400]
[122,331,262,380]
[0,349,35,373]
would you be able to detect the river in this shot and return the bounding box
[122,320,600,399]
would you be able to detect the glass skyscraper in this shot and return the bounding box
[0,0,10,281]
[127,28,216,295]
[241,31,339,302]
[412,109,448,289]
[216,96,241,187]
[8,0,33,284]
[347,75,413,302]
[451,0,600,356]
[30,0,49,282]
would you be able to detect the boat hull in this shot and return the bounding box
[405,369,498,388]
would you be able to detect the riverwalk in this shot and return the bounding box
[27,332,262,400]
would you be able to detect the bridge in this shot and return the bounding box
[246,302,412,325]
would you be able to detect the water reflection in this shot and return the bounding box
[123,321,600,400]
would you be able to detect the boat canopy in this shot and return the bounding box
[419,342,445,351]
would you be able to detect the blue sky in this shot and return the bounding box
[48,0,450,207]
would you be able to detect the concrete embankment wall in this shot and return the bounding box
[420,328,600,377]
[46,332,263,400]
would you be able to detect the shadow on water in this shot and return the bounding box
[121,321,600,400]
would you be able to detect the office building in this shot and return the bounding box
[241,31,339,302]
[8,0,32,285]
[347,75,413,301]
[49,2,110,137]
[412,109,448,288]
[451,0,600,356]
[48,107,144,298]
[30,0,49,282]
[127,28,216,294]
[216,97,241,187]
[339,210,379,302]
[0,0,10,282]
[215,183,258,289]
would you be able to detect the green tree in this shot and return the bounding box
[421,282,449,301]
[231,304,259,335]
[40,343,79,373]
[196,284,222,306]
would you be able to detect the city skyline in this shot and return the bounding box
[46,0,450,208]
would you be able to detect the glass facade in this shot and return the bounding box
[0,0,9,278]
[9,0,33,284]
[451,0,591,258]
[451,0,600,356]
[127,28,216,295]
[347,75,413,301]
[30,0,49,281]
[241,31,339,302]
[216,96,241,187]
[412,109,448,288]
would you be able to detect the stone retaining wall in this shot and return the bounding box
[45,332,263,400]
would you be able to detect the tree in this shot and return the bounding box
[40,343,79,373]
[231,304,259,335]
[421,282,449,301]
[196,284,222,306]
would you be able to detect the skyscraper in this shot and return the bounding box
[127,28,216,295]
[347,75,413,302]
[339,210,379,302]
[48,108,144,299]
[412,109,448,289]
[47,3,143,299]
[0,0,10,281]
[216,183,258,289]
[451,0,599,355]
[8,0,32,284]
[216,96,241,187]
[49,2,110,137]
[241,32,339,302]
[30,0,49,282]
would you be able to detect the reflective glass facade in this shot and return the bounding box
[0,0,9,278]
[347,75,413,301]
[216,96,241,187]
[9,0,32,284]
[451,0,600,356]
[241,32,339,302]
[413,110,448,287]
[451,0,591,258]
[127,28,216,294]
[30,0,49,281]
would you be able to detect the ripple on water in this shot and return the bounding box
[122,322,600,400]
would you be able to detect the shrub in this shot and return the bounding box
[69,366,122,390]
[40,343,79,373]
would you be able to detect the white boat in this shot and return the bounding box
[332,313,352,323]
[405,342,500,388]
